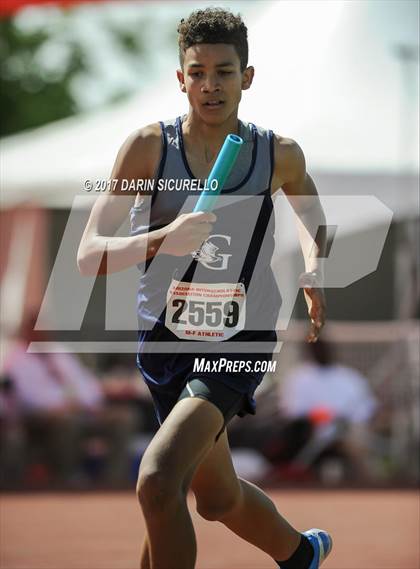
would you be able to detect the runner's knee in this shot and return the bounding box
[136,467,182,513]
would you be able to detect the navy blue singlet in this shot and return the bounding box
[130,116,281,406]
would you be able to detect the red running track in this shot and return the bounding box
[1,490,419,568]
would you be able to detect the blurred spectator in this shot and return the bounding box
[278,340,378,483]
[0,314,136,488]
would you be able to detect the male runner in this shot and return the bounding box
[78,8,332,569]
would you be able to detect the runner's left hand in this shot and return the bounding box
[298,271,326,343]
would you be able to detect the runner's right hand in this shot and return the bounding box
[158,212,217,256]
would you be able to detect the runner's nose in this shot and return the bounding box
[202,74,221,93]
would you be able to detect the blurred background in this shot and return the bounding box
[0,0,419,493]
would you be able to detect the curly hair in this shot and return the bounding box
[177,7,248,71]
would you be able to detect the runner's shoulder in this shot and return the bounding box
[273,134,304,162]
[116,122,162,179]
[271,134,306,188]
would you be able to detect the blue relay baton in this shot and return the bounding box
[193,133,243,212]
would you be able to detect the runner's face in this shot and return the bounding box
[177,43,253,124]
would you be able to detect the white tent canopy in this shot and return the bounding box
[1,0,418,211]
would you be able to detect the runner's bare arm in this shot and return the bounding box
[271,136,327,277]
[77,124,162,275]
[271,136,327,341]
[77,124,215,275]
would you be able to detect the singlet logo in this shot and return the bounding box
[191,234,232,270]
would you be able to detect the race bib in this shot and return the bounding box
[165,279,246,341]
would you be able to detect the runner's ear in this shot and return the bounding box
[177,69,187,93]
[242,66,254,91]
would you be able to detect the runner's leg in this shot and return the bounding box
[139,534,150,569]
[136,396,224,569]
[191,430,302,561]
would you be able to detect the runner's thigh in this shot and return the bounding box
[138,397,224,491]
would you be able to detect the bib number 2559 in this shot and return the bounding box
[172,299,239,328]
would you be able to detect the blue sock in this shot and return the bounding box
[276,534,314,569]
